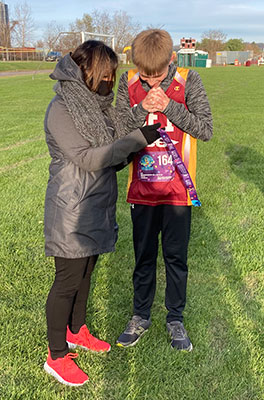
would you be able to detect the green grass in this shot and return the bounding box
[0,61,134,73]
[0,66,264,399]
[0,61,55,72]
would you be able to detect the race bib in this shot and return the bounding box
[138,151,175,182]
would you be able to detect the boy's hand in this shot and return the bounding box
[142,87,170,113]
[153,87,170,111]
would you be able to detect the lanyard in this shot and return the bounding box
[158,128,201,207]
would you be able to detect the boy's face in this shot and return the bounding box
[139,66,169,88]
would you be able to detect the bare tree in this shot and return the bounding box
[146,24,165,30]
[33,39,44,48]
[43,21,65,51]
[197,30,227,63]
[42,21,82,55]
[39,10,141,56]
[12,1,35,47]
[58,13,94,53]
[202,29,227,42]
[70,10,141,53]
[91,10,112,36]
[43,14,94,54]
[111,10,141,53]
[244,42,262,57]
[0,17,18,47]
[58,33,82,55]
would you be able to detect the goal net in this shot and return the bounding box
[81,32,115,50]
[51,31,115,55]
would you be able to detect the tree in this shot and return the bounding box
[244,42,262,57]
[90,10,112,36]
[34,39,44,48]
[70,10,141,53]
[202,29,227,42]
[57,32,82,55]
[70,13,93,33]
[42,10,141,56]
[64,11,112,52]
[197,30,227,63]
[42,20,84,55]
[225,38,244,51]
[111,10,141,53]
[43,21,65,51]
[12,1,35,47]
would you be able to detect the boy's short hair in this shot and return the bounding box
[132,29,173,76]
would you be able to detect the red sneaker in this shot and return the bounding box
[44,349,89,386]
[67,325,111,353]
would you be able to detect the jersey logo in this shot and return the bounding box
[147,138,179,148]
[139,155,155,170]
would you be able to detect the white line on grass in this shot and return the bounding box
[0,153,49,173]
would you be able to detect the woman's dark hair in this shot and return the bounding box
[71,40,118,92]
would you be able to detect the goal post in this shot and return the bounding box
[80,31,115,50]
[45,31,115,57]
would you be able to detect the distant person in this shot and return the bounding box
[43,40,160,386]
[115,29,213,351]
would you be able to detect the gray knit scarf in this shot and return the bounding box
[54,79,126,148]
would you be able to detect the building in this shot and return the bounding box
[0,1,9,25]
[177,37,210,68]
[177,49,209,67]
[180,37,196,50]
[216,51,254,65]
[0,1,10,47]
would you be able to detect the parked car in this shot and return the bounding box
[45,51,62,62]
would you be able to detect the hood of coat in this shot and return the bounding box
[49,53,83,83]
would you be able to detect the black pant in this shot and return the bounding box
[46,255,98,359]
[131,204,191,323]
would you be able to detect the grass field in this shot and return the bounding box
[0,61,132,73]
[0,66,264,399]
[0,61,54,72]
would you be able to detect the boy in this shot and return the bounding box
[116,29,213,350]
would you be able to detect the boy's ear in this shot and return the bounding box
[170,52,176,63]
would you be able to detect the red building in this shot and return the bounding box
[180,38,196,50]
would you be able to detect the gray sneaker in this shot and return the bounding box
[116,315,151,347]
[167,321,193,351]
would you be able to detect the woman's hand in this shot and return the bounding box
[139,122,161,144]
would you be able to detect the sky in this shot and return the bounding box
[5,0,264,45]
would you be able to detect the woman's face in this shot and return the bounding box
[96,70,114,96]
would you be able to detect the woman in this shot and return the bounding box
[43,40,160,386]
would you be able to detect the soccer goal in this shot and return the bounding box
[81,32,115,50]
[46,31,115,58]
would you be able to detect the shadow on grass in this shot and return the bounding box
[225,144,264,194]
[187,207,263,397]
[85,196,263,398]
